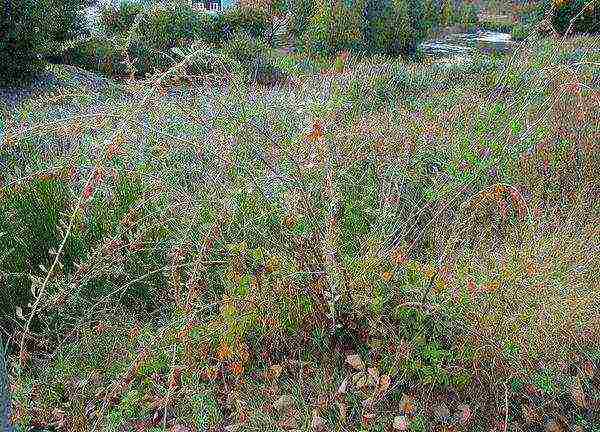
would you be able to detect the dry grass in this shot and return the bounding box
[1,34,600,431]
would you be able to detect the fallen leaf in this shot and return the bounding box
[399,394,416,415]
[273,395,295,412]
[581,360,596,379]
[270,364,283,379]
[311,410,325,431]
[457,403,472,424]
[362,412,375,427]
[571,378,587,409]
[346,354,365,370]
[217,342,233,360]
[393,415,408,431]
[228,362,244,376]
[169,367,183,390]
[522,403,542,424]
[378,374,391,393]
[170,425,193,432]
[224,425,242,432]
[545,419,566,432]
[278,415,298,430]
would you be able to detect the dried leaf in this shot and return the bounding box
[378,374,391,393]
[545,419,566,432]
[170,425,193,432]
[399,394,416,415]
[457,404,472,424]
[571,378,587,409]
[393,415,408,431]
[345,354,365,370]
[270,364,283,379]
[336,377,349,395]
[362,412,375,427]
[224,425,242,432]
[169,367,183,390]
[311,410,325,431]
[278,415,298,430]
[367,367,379,386]
[581,360,596,379]
[522,403,542,425]
[337,402,347,423]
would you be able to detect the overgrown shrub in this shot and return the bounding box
[301,0,365,56]
[36,0,92,62]
[219,32,287,84]
[287,0,316,41]
[0,174,89,331]
[511,22,530,40]
[100,0,145,35]
[133,3,204,50]
[297,0,440,57]
[408,0,443,41]
[62,37,129,77]
[552,0,600,34]
[519,0,600,34]
[0,0,44,86]
[363,0,418,55]
[456,2,479,29]
[0,0,92,85]
[217,5,271,39]
[0,167,174,334]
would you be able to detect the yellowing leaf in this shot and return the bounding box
[367,367,379,385]
[270,364,283,380]
[352,371,369,388]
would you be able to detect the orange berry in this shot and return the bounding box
[229,362,244,376]
[217,342,232,361]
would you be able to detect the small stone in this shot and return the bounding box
[170,426,193,432]
[273,395,295,412]
[433,402,451,422]
[345,354,365,370]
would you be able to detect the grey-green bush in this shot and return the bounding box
[0,0,45,86]
[219,32,288,84]
[100,0,145,35]
[62,37,129,77]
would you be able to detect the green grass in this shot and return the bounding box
[2,35,600,431]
